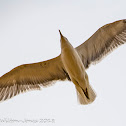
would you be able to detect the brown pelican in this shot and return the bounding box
[0,19,126,104]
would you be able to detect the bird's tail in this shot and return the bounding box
[75,84,96,105]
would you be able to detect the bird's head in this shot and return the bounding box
[59,30,70,50]
[59,30,68,41]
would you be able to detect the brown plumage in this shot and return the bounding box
[0,56,67,101]
[76,19,126,68]
[0,19,126,104]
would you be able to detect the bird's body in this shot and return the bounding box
[60,31,86,84]
[60,31,96,104]
[0,19,126,104]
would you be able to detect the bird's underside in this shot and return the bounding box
[59,30,96,104]
[0,19,126,104]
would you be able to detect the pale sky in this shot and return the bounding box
[0,0,126,126]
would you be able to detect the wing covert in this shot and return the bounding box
[0,55,67,101]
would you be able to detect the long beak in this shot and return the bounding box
[59,30,63,37]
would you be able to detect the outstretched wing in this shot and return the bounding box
[76,19,126,68]
[0,55,68,101]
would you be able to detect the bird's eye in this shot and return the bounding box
[65,37,68,41]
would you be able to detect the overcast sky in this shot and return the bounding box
[0,0,126,126]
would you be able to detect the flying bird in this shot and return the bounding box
[0,19,126,104]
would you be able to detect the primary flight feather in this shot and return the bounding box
[0,19,126,104]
